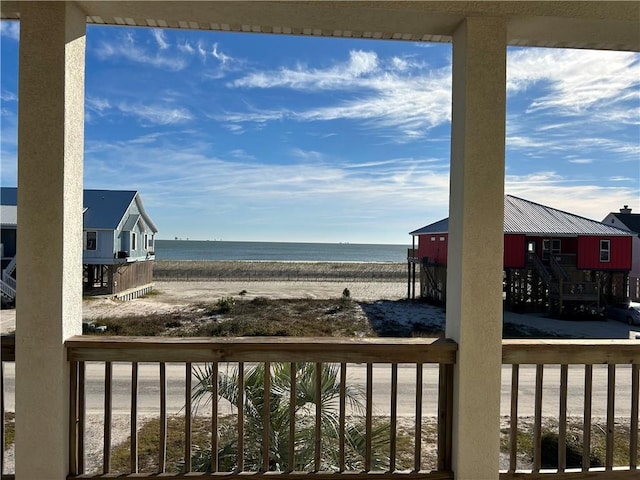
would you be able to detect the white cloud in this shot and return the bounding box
[152,29,170,50]
[86,96,112,113]
[117,102,193,125]
[506,172,638,220]
[178,41,195,55]
[212,42,232,64]
[567,159,593,164]
[83,136,452,237]
[94,31,188,71]
[0,21,19,41]
[0,90,17,102]
[508,48,640,115]
[231,50,381,90]
[225,49,452,139]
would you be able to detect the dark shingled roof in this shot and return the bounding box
[611,213,640,234]
[82,189,137,229]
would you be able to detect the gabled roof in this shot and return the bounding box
[0,187,158,233]
[610,213,640,234]
[83,190,138,230]
[504,196,629,236]
[411,195,631,237]
[410,218,449,236]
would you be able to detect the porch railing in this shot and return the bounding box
[65,336,457,479]
[500,340,639,478]
[2,336,640,479]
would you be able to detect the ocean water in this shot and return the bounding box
[155,240,410,262]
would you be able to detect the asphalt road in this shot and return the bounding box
[2,362,636,419]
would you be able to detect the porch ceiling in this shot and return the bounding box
[1,1,639,52]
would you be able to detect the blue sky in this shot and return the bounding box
[1,22,638,244]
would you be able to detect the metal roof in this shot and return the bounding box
[0,187,158,232]
[503,195,630,236]
[410,218,448,236]
[411,195,631,237]
[0,206,17,226]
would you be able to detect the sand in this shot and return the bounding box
[2,278,637,339]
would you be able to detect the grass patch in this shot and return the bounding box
[4,412,14,450]
[500,417,639,469]
[154,260,406,282]
[92,297,373,337]
[196,297,368,337]
[108,415,438,474]
[92,312,188,336]
[109,416,211,474]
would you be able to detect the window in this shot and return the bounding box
[439,236,445,241]
[542,238,561,261]
[527,241,536,253]
[431,236,436,241]
[85,231,97,251]
[600,239,610,262]
[144,234,149,250]
[131,232,137,251]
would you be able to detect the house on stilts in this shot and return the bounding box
[408,195,633,315]
[603,205,640,301]
[1,187,158,304]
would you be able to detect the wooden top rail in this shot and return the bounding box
[65,336,457,364]
[503,339,640,365]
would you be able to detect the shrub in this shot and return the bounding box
[216,296,236,313]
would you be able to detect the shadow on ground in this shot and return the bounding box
[358,299,445,337]
[359,299,573,339]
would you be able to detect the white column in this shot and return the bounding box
[445,17,507,480]
[15,2,85,478]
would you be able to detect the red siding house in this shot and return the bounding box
[409,195,632,314]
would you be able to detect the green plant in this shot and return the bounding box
[191,362,389,472]
[216,297,236,313]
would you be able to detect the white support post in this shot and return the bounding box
[15,2,85,478]
[445,17,507,480]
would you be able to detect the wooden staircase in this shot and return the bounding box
[1,256,17,303]
[527,253,599,313]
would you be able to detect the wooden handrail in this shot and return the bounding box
[503,339,640,364]
[66,336,457,364]
[65,337,457,478]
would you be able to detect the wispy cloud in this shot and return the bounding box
[0,90,17,102]
[567,159,593,164]
[117,102,193,125]
[82,134,452,239]
[508,48,639,116]
[506,172,638,220]
[224,49,452,139]
[231,50,380,90]
[152,29,170,50]
[92,29,240,73]
[0,21,19,41]
[212,42,231,64]
[94,31,188,71]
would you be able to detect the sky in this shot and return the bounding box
[0,22,638,244]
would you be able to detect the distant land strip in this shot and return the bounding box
[153,260,407,282]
